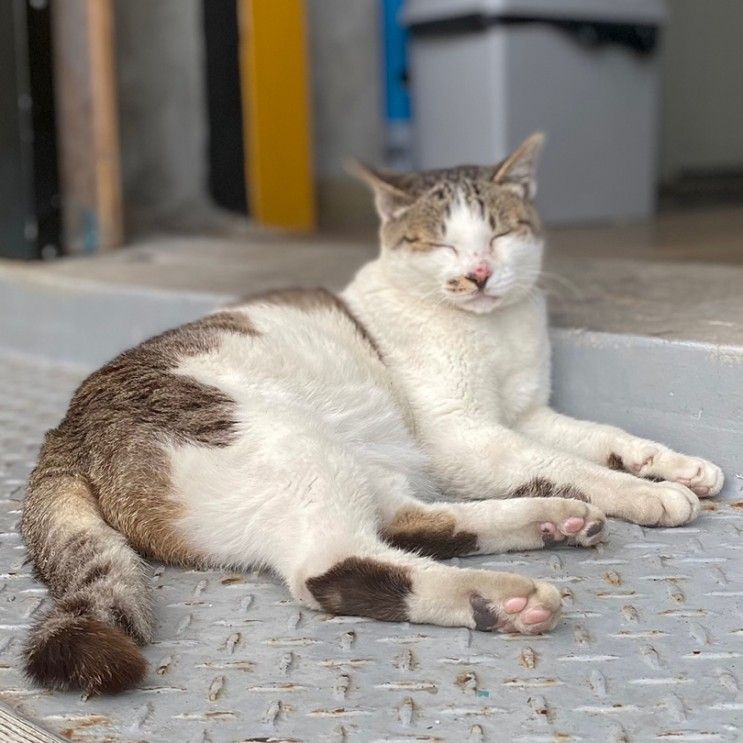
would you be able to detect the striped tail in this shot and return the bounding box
[21,469,153,693]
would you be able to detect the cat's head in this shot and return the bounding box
[352,133,545,314]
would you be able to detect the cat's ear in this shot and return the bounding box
[492,132,545,200]
[347,160,416,221]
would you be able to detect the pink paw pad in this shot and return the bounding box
[561,517,585,535]
[524,607,552,625]
[504,597,528,614]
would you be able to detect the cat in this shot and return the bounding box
[20,133,723,694]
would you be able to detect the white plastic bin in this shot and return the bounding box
[403,0,668,223]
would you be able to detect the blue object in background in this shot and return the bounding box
[381,0,410,122]
[380,0,413,169]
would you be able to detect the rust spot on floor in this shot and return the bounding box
[455,671,478,692]
[59,715,112,739]
[220,575,246,585]
[519,647,539,669]
[603,570,623,586]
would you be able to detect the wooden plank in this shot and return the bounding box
[52,0,122,253]
[0,702,65,742]
[239,0,316,231]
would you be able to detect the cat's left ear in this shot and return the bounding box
[492,132,545,201]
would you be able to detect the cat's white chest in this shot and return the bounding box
[372,293,550,430]
[463,297,549,424]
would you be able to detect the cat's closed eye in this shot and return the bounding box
[398,235,458,254]
[427,242,458,254]
[490,224,532,247]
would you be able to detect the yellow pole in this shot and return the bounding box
[239,0,316,232]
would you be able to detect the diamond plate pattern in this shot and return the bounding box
[0,352,742,742]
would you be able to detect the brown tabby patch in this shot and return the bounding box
[246,287,342,312]
[23,309,256,576]
[306,557,412,622]
[384,178,541,256]
[510,477,589,502]
[382,507,478,559]
[75,562,111,590]
[20,310,259,693]
[606,451,663,482]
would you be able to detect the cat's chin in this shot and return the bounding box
[453,293,502,314]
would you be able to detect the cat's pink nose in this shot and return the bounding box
[466,263,492,289]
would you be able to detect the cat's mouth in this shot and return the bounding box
[463,288,496,300]
[456,291,502,313]
[445,276,509,309]
[467,284,501,300]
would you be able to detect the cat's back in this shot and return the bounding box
[48,288,390,456]
[175,288,389,402]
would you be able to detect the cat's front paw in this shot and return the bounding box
[617,481,700,527]
[667,457,724,498]
[615,445,724,498]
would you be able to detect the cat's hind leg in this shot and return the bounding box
[376,492,606,557]
[269,475,563,635]
[173,433,563,635]
[292,540,563,636]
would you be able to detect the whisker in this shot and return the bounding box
[538,271,584,300]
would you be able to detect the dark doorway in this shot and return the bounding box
[0,0,61,260]
[203,0,248,215]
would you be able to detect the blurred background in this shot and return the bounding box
[2,0,743,258]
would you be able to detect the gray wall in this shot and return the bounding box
[661,0,743,180]
[114,0,210,233]
[114,0,383,233]
[307,0,383,180]
[307,0,383,228]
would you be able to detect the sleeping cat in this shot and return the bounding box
[21,134,723,694]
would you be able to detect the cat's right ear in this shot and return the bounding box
[492,132,545,200]
[347,160,415,222]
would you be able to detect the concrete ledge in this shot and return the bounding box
[0,269,223,368]
[551,328,742,498]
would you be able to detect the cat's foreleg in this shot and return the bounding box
[516,407,724,497]
[375,490,606,556]
[426,424,701,526]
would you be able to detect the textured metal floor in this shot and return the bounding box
[1,353,742,743]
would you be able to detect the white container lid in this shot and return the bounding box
[403,0,668,27]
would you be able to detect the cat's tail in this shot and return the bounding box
[20,468,152,694]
